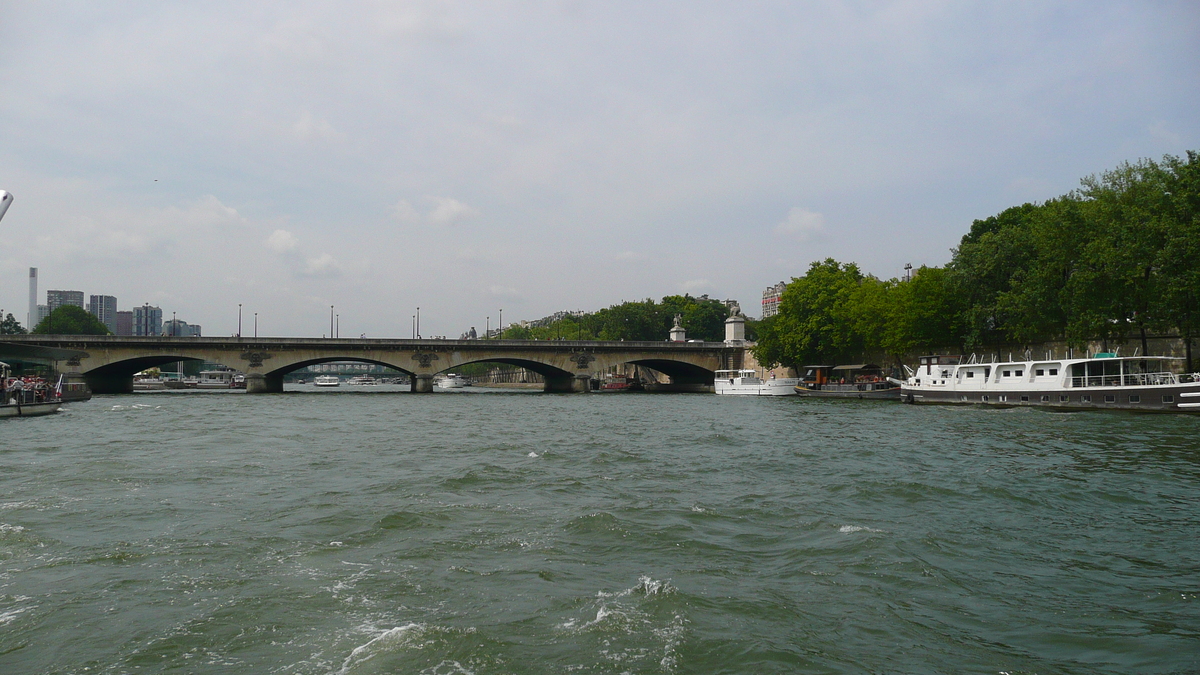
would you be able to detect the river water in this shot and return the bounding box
[1,386,1197,674]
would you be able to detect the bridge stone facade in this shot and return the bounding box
[1,336,745,394]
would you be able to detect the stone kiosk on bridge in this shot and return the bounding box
[0,335,745,395]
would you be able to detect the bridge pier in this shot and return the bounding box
[544,374,590,393]
[411,374,435,393]
[245,373,283,394]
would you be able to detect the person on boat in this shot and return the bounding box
[9,377,23,404]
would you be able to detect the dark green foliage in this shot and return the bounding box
[32,305,112,335]
[0,313,26,335]
[504,295,732,342]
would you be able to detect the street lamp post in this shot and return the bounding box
[416,307,420,339]
[330,306,334,339]
[172,311,176,337]
[486,316,489,339]
[335,314,339,339]
[499,309,503,340]
[254,312,258,338]
[238,304,242,337]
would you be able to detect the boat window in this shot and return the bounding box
[1049,369,1058,375]
[1003,370,1011,377]
[1129,395,1140,403]
[966,371,974,378]
[1036,369,1044,376]
[1080,395,1091,403]
[1015,370,1023,377]
[1163,395,1174,403]
[1104,395,1115,403]
[1040,395,1050,402]
[1060,395,1069,402]
[1020,396,1029,402]
[982,395,989,402]
[999,395,1007,402]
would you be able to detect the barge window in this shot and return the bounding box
[1015,370,1023,377]
[1060,395,1069,402]
[1049,369,1058,376]
[999,395,1007,402]
[1036,369,1044,376]
[1081,395,1091,403]
[1041,395,1050,402]
[982,395,990,402]
[1020,395,1029,402]
[1104,395,1115,403]
[1003,370,1011,377]
[1129,395,1140,403]
[966,371,974,378]
[1163,395,1174,403]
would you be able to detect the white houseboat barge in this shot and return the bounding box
[902,352,1200,413]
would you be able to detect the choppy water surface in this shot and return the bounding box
[1,387,1197,674]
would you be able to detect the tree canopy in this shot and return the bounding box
[32,305,112,335]
[0,313,26,335]
[752,151,1199,369]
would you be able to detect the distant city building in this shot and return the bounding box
[36,304,51,325]
[761,281,787,318]
[162,318,202,337]
[87,295,118,333]
[47,289,85,311]
[27,268,37,331]
[115,311,133,336]
[132,304,162,336]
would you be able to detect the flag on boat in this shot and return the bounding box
[55,374,63,398]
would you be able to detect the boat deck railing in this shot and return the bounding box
[805,381,899,392]
[1069,371,1184,388]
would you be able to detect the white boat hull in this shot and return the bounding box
[714,378,799,396]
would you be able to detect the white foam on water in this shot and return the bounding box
[0,501,36,511]
[0,604,34,625]
[839,524,884,534]
[527,451,539,457]
[336,623,423,675]
[0,523,26,534]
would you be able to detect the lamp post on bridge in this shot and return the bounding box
[254,312,258,338]
[238,304,242,338]
[499,308,502,340]
[330,305,334,339]
[416,307,420,339]
[172,311,176,337]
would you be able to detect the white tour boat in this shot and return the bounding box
[436,373,467,389]
[346,375,377,385]
[902,352,1200,413]
[714,369,799,396]
[196,370,237,389]
[313,375,340,387]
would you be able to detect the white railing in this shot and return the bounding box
[1069,372,1179,388]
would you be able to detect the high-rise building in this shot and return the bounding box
[115,311,133,336]
[87,295,118,333]
[27,268,37,330]
[761,281,787,318]
[47,290,85,311]
[132,304,162,336]
[36,305,51,325]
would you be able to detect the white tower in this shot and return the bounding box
[28,267,38,330]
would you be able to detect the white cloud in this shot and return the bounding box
[303,253,342,277]
[428,197,480,225]
[774,208,826,241]
[265,229,299,253]
[391,200,422,223]
[291,111,343,142]
[680,279,713,293]
[488,285,521,298]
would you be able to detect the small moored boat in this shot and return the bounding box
[795,364,901,399]
[714,369,798,396]
[313,375,340,387]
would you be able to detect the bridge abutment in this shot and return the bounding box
[412,374,434,393]
[245,373,284,394]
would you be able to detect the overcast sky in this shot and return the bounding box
[1,1,1196,337]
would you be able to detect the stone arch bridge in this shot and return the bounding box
[1,336,746,394]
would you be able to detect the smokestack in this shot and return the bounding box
[28,267,37,330]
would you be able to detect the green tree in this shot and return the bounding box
[752,259,865,368]
[0,313,26,335]
[32,305,112,335]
